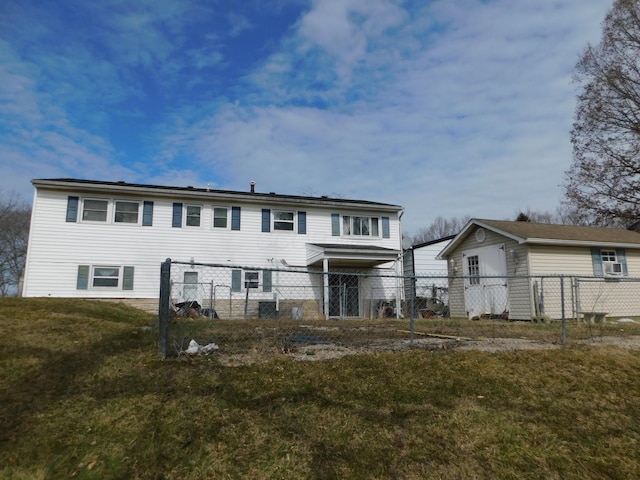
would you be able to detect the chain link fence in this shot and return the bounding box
[158,260,640,361]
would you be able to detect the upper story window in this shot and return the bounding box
[262,209,306,234]
[185,205,201,227]
[332,213,390,238]
[114,201,140,224]
[274,211,294,231]
[212,207,228,228]
[342,215,379,236]
[82,199,109,222]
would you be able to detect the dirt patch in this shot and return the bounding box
[212,335,640,365]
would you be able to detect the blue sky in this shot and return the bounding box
[0,0,612,235]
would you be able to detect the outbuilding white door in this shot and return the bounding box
[462,244,508,318]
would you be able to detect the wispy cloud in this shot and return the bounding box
[0,0,612,234]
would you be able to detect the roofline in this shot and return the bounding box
[31,178,403,212]
[411,234,456,250]
[524,239,640,249]
[437,219,640,258]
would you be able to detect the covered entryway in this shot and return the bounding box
[305,243,401,319]
[462,244,508,318]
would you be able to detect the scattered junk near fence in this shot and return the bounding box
[179,339,219,357]
[157,258,640,361]
[171,300,219,319]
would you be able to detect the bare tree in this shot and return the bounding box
[564,0,640,226]
[412,215,470,244]
[0,191,31,296]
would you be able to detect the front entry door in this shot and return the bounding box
[328,274,359,317]
[462,244,508,318]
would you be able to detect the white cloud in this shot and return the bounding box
[0,0,614,234]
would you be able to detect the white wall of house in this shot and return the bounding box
[23,183,403,307]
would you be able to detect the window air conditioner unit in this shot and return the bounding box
[604,262,623,275]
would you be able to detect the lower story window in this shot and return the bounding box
[93,266,120,287]
[77,265,134,290]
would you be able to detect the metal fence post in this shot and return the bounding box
[560,275,567,345]
[410,276,416,345]
[158,258,172,359]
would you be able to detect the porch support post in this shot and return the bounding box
[323,258,330,320]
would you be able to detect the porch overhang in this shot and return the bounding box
[306,243,400,268]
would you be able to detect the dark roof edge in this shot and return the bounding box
[32,178,403,211]
[412,234,456,249]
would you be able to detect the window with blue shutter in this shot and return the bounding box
[592,247,628,277]
[172,203,183,228]
[142,201,154,226]
[616,249,629,276]
[591,248,604,277]
[263,270,272,292]
[231,269,242,292]
[231,206,241,231]
[382,216,390,238]
[66,196,79,222]
[77,265,89,289]
[262,209,271,232]
[298,211,306,234]
[123,266,135,290]
[331,213,340,236]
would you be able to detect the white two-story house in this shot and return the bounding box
[23,179,404,318]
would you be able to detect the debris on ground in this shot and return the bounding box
[182,339,219,356]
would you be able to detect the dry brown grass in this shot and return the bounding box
[2,298,640,479]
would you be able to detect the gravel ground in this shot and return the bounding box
[285,334,640,362]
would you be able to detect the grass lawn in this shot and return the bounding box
[1,298,640,479]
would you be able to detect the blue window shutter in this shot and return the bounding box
[591,248,603,277]
[263,270,272,292]
[66,196,79,222]
[382,216,390,238]
[172,203,183,228]
[142,201,154,226]
[262,209,271,232]
[77,265,89,290]
[298,211,306,234]
[231,206,241,231]
[231,269,241,292]
[331,213,340,236]
[616,249,628,276]
[123,266,135,290]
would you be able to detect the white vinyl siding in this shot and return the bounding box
[23,188,402,302]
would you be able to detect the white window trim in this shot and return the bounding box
[212,205,230,230]
[341,214,381,237]
[601,250,623,276]
[91,265,121,289]
[273,210,296,232]
[80,197,144,226]
[114,199,142,225]
[184,204,202,228]
[81,197,110,223]
[244,270,259,289]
